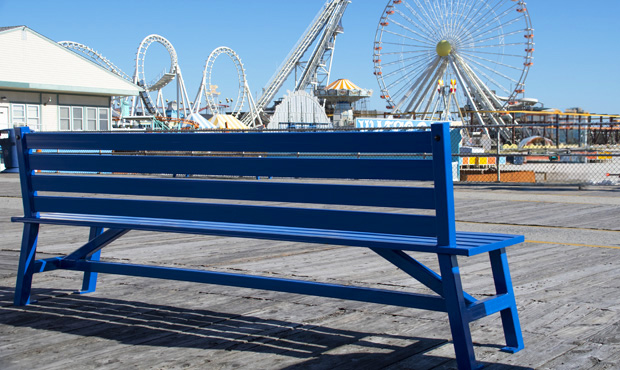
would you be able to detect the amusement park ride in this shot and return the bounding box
[254,0,349,119]
[59,0,350,129]
[374,0,535,139]
[59,0,538,136]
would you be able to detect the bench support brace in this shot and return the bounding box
[79,227,104,294]
[14,223,40,306]
[490,249,524,353]
[439,254,480,370]
[372,248,477,304]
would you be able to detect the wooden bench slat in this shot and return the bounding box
[29,154,436,181]
[24,131,434,153]
[32,197,439,238]
[31,175,438,210]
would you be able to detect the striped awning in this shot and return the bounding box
[325,79,362,91]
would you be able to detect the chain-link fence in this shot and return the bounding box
[3,119,619,185]
[451,120,620,185]
[255,119,620,185]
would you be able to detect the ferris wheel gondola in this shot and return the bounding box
[374,0,534,137]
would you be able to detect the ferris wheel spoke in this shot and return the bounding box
[380,56,432,68]
[392,9,440,45]
[383,59,433,86]
[406,59,448,113]
[430,0,452,35]
[468,16,523,41]
[455,1,476,37]
[451,1,491,41]
[464,1,509,34]
[403,0,442,39]
[390,57,438,80]
[459,51,524,72]
[460,49,525,59]
[380,49,432,56]
[453,1,509,42]
[466,6,519,39]
[467,42,531,49]
[401,58,443,112]
[467,28,528,46]
[445,0,467,38]
[459,57,521,91]
[460,59,514,95]
[379,39,434,48]
[381,54,434,69]
[420,0,446,35]
[393,56,441,111]
[382,29,435,47]
[456,55,509,107]
[387,19,437,47]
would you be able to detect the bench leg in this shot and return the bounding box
[490,248,524,353]
[14,223,40,306]
[79,227,104,294]
[438,254,481,370]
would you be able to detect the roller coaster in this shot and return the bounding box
[59,0,350,129]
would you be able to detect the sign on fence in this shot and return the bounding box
[355,118,433,130]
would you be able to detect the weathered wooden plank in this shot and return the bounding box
[2,174,620,369]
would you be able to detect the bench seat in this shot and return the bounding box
[14,213,524,257]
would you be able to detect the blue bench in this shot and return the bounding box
[12,122,524,369]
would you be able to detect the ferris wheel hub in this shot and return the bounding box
[436,40,452,57]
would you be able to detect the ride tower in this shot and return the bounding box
[250,0,350,124]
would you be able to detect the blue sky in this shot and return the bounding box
[1,0,618,114]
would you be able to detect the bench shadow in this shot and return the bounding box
[0,286,532,369]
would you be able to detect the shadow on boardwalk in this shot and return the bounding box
[0,286,533,369]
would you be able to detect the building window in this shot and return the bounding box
[12,104,40,130]
[87,108,97,130]
[59,106,109,131]
[99,108,109,131]
[12,104,26,125]
[27,105,40,131]
[59,106,71,131]
[72,107,83,131]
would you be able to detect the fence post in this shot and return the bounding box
[497,129,501,182]
[556,115,560,149]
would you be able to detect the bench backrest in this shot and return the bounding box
[15,122,456,247]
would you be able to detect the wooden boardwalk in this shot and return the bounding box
[1,173,619,369]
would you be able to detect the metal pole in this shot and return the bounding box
[497,128,501,182]
[176,72,180,121]
[556,121,560,149]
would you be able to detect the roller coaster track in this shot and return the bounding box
[61,1,347,126]
[58,41,132,81]
[255,0,350,113]
[132,34,186,116]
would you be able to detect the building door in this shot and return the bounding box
[0,107,8,130]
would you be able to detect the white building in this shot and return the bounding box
[0,26,141,132]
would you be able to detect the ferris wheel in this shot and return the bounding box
[374,0,534,131]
